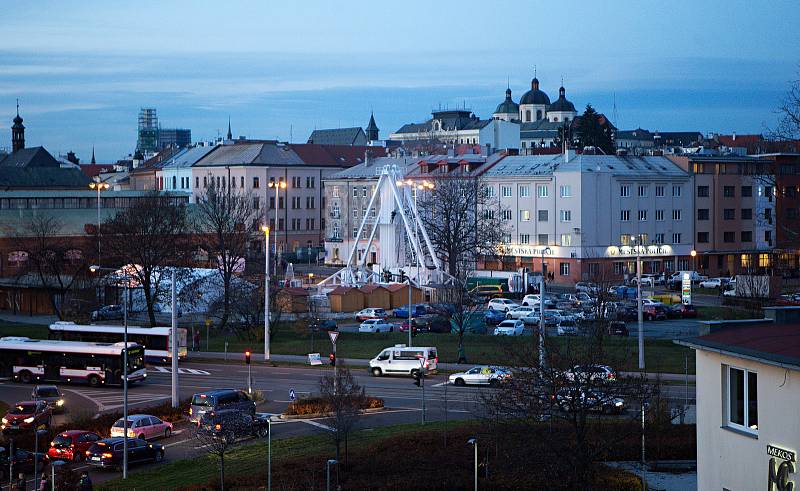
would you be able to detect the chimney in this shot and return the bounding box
[732,132,736,142]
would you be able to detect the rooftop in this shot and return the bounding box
[676,324,800,371]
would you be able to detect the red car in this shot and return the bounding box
[1,401,51,432]
[670,304,698,319]
[48,430,102,462]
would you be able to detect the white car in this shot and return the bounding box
[449,366,512,386]
[358,319,395,333]
[505,306,539,324]
[575,282,598,294]
[557,319,578,336]
[639,298,661,306]
[487,298,518,312]
[355,308,387,321]
[574,292,594,305]
[564,364,617,383]
[631,276,654,288]
[493,319,524,336]
[699,278,725,289]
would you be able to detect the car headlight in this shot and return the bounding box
[615,401,624,406]
[56,399,65,407]
[23,417,34,423]
[1,418,7,424]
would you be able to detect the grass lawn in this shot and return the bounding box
[696,305,757,320]
[0,321,49,338]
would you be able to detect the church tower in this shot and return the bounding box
[365,112,379,142]
[12,100,25,152]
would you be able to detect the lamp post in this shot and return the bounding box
[88,181,110,266]
[467,438,478,491]
[90,264,130,479]
[261,226,271,362]
[265,415,273,491]
[633,235,644,371]
[326,459,337,491]
[268,179,286,280]
[539,247,551,367]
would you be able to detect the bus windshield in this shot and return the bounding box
[127,348,145,372]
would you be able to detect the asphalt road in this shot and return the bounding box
[0,360,696,489]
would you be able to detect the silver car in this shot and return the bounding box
[449,366,511,387]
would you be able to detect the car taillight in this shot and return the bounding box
[85,450,91,456]
[102,453,113,459]
[188,408,192,415]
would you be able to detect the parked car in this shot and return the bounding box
[393,304,427,318]
[640,298,660,306]
[85,437,164,469]
[423,315,452,333]
[555,388,625,414]
[469,285,504,298]
[1,401,51,432]
[399,318,428,334]
[574,292,595,305]
[198,410,270,443]
[309,319,338,332]
[493,319,525,336]
[630,276,654,288]
[0,446,47,480]
[355,308,387,321]
[359,319,395,333]
[667,271,707,289]
[48,430,102,462]
[575,282,599,294]
[669,304,698,319]
[487,298,518,312]
[643,304,668,321]
[31,385,65,413]
[556,319,578,336]
[699,278,726,289]
[90,304,123,321]
[522,294,557,308]
[110,414,173,440]
[559,293,580,305]
[505,306,539,324]
[189,389,256,425]
[542,310,562,327]
[369,345,438,377]
[565,364,617,383]
[484,308,507,325]
[448,366,512,387]
[607,321,629,336]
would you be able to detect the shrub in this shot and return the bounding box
[285,396,383,415]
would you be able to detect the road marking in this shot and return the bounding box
[431,382,450,387]
[150,367,211,375]
[300,419,334,432]
[66,388,170,411]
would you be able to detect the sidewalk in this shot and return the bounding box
[186,351,696,381]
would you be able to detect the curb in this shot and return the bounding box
[280,406,386,420]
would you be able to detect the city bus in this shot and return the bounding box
[48,322,188,363]
[0,337,146,387]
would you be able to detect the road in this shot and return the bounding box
[0,359,696,488]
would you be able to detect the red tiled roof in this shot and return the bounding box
[680,324,800,369]
[280,287,309,297]
[79,164,115,178]
[384,283,407,292]
[289,144,386,167]
[718,134,763,147]
[359,284,387,294]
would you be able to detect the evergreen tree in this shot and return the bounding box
[575,104,615,154]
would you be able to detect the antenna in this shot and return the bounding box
[289,124,293,143]
[534,65,537,78]
[612,92,620,129]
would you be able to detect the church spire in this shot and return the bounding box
[365,112,379,141]
[91,146,96,164]
[226,117,232,140]
[11,99,25,153]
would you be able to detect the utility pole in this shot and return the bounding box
[171,269,179,408]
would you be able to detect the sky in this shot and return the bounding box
[1,0,798,162]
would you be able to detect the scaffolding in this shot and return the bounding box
[137,108,159,153]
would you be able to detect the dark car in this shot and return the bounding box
[0,446,47,480]
[643,304,668,321]
[555,388,625,414]
[32,385,65,413]
[189,389,256,425]
[2,401,52,432]
[669,304,697,319]
[90,304,124,321]
[484,308,507,325]
[309,319,338,332]
[198,410,269,443]
[607,321,629,337]
[85,437,164,469]
[399,318,429,334]
[424,315,452,333]
[48,430,102,462]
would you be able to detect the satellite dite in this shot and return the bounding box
[320,163,453,288]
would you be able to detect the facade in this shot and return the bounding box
[158,128,192,149]
[616,128,655,153]
[389,109,519,151]
[157,145,219,203]
[678,324,800,491]
[482,153,693,283]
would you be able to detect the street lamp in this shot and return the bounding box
[539,246,551,367]
[268,179,287,279]
[261,225,271,362]
[326,459,338,491]
[690,249,697,273]
[89,264,130,479]
[632,235,644,371]
[88,181,110,266]
[467,438,478,491]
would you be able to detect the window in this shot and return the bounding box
[672,185,682,197]
[672,233,682,243]
[560,234,572,246]
[485,186,496,198]
[520,234,530,244]
[655,185,665,197]
[723,186,735,198]
[332,186,339,198]
[726,366,758,432]
[278,218,284,231]
[620,234,631,246]
[560,262,570,276]
[278,197,284,209]
[560,185,571,198]
[483,209,495,220]
[723,209,735,220]
[672,209,682,220]
[654,233,665,244]
[269,197,275,209]
[697,209,709,220]
[613,262,624,275]
[195,177,199,188]
[741,231,753,242]
[525,110,531,122]
[519,185,530,198]
[240,176,244,188]
[559,210,571,222]
[697,185,709,197]
[501,209,512,221]
[352,227,358,238]
[252,197,259,210]
[638,210,647,221]
[537,185,548,198]
[759,252,771,267]
[520,210,530,221]
[620,185,630,197]
[697,232,709,243]
[501,185,512,198]
[203,176,208,188]
[538,210,548,222]
[655,209,664,221]
[620,210,630,221]
[362,186,368,197]
[352,187,358,198]
[741,208,753,220]
[741,186,752,197]
[723,232,736,243]
[253,177,260,189]
[638,185,647,197]
[538,234,548,246]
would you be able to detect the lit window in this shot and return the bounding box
[560,234,572,246]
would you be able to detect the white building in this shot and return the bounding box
[389,109,519,151]
[157,145,218,203]
[678,323,800,491]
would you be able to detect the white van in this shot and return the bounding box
[369,345,438,377]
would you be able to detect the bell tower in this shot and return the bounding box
[12,99,25,152]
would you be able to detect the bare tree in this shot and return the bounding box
[13,215,90,320]
[193,418,247,491]
[417,176,509,277]
[770,73,800,142]
[431,273,484,364]
[102,192,189,326]
[319,367,367,467]
[194,181,263,329]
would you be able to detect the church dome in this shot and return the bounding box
[494,88,519,115]
[519,77,551,105]
[548,86,576,112]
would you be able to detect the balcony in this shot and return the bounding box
[329,211,341,219]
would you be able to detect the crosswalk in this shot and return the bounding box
[65,388,170,412]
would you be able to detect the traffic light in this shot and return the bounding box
[412,370,421,387]
[329,352,336,366]
[245,351,251,365]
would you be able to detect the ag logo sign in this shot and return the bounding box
[768,445,796,491]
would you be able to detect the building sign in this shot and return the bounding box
[768,445,795,491]
[496,244,555,258]
[605,245,674,257]
[681,273,692,305]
